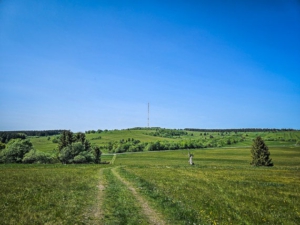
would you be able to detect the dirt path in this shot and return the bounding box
[111,167,166,225]
[85,168,107,224]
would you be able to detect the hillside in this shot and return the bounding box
[27,128,300,154]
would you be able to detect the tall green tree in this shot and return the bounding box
[58,130,74,151]
[74,132,86,144]
[250,136,273,166]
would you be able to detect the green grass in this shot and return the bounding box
[28,136,58,154]
[110,145,300,168]
[101,168,149,224]
[0,164,106,224]
[120,165,300,224]
[116,147,300,224]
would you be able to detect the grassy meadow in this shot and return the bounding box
[1,129,300,224]
[0,164,107,224]
[116,147,300,224]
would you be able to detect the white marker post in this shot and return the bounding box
[188,152,194,165]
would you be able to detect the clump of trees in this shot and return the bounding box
[58,130,101,164]
[250,136,273,166]
[148,128,188,138]
[0,139,55,164]
[107,138,145,153]
[0,130,102,164]
[0,130,65,142]
[0,132,27,143]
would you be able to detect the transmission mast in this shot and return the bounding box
[148,102,150,128]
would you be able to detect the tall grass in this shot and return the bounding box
[0,164,102,224]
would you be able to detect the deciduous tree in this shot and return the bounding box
[0,139,33,163]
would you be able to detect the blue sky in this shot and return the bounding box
[1,0,299,131]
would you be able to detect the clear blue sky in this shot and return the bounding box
[1,0,299,131]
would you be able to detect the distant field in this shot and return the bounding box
[1,146,299,224]
[28,136,58,153]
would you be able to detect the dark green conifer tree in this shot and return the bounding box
[58,130,73,151]
[250,136,273,166]
[94,146,101,164]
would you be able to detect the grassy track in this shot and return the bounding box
[100,168,149,224]
[112,167,166,224]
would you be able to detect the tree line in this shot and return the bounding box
[105,137,244,153]
[147,128,188,138]
[0,130,65,143]
[0,132,27,143]
[184,128,297,132]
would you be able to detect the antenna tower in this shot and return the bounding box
[148,102,150,128]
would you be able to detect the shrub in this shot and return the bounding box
[22,150,55,164]
[0,143,5,150]
[73,155,86,163]
[0,139,33,163]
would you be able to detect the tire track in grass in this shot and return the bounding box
[103,168,149,224]
[112,167,166,225]
[85,168,107,224]
[87,155,116,223]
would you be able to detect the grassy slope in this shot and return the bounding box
[29,129,300,154]
[87,129,172,146]
[28,136,58,154]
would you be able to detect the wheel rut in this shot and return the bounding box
[85,168,107,224]
[111,167,166,225]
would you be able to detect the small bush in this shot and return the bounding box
[22,150,55,164]
[0,139,33,163]
[0,143,5,150]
